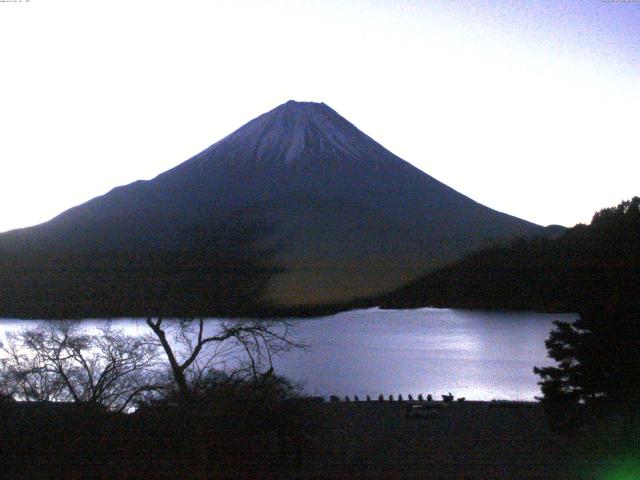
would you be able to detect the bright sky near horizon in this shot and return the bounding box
[1,0,638,233]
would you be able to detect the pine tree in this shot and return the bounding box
[534,305,640,431]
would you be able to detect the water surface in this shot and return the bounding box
[0,308,575,401]
[268,308,575,400]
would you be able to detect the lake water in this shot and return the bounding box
[0,308,575,401]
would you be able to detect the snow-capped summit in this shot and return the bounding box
[0,101,544,317]
[188,100,405,168]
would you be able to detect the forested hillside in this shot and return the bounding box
[381,197,640,312]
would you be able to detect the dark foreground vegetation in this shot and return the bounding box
[534,304,640,435]
[2,396,638,479]
[382,197,640,312]
[0,382,324,479]
[0,307,639,478]
[0,318,323,478]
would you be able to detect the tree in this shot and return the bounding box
[534,305,640,430]
[591,196,640,229]
[144,317,303,401]
[382,197,640,312]
[0,321,161,412]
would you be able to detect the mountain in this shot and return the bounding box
[380,198,639,312]
[0,100,545,318]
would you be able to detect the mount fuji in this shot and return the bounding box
[0,100,544,317]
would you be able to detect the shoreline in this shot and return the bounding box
[293,398,595,479]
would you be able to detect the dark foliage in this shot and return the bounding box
[0,317,313,477]
[534,304,640,432]
[0,377,324,479]
[381,197,640,312]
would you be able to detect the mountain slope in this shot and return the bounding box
[381,198,639,312]
[0,100,544,317]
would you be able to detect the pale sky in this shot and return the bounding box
[1,0,638,233]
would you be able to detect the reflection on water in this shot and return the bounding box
[270,308,575,401]
[0,308,575,401]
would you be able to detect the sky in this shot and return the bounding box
[0,0,638,233]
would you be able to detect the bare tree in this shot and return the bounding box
[144,317,303,400]
[0,330,67,403]
[0,321,161,412]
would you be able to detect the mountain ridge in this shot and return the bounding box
[0,100,545,316]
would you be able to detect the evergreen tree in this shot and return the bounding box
[534,305,640,431]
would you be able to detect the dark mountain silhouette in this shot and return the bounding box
[0,100,545,317]
[381,197,640,313]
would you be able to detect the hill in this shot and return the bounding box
[381,197,640,313]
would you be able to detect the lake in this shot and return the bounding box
[0,308,575,401]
